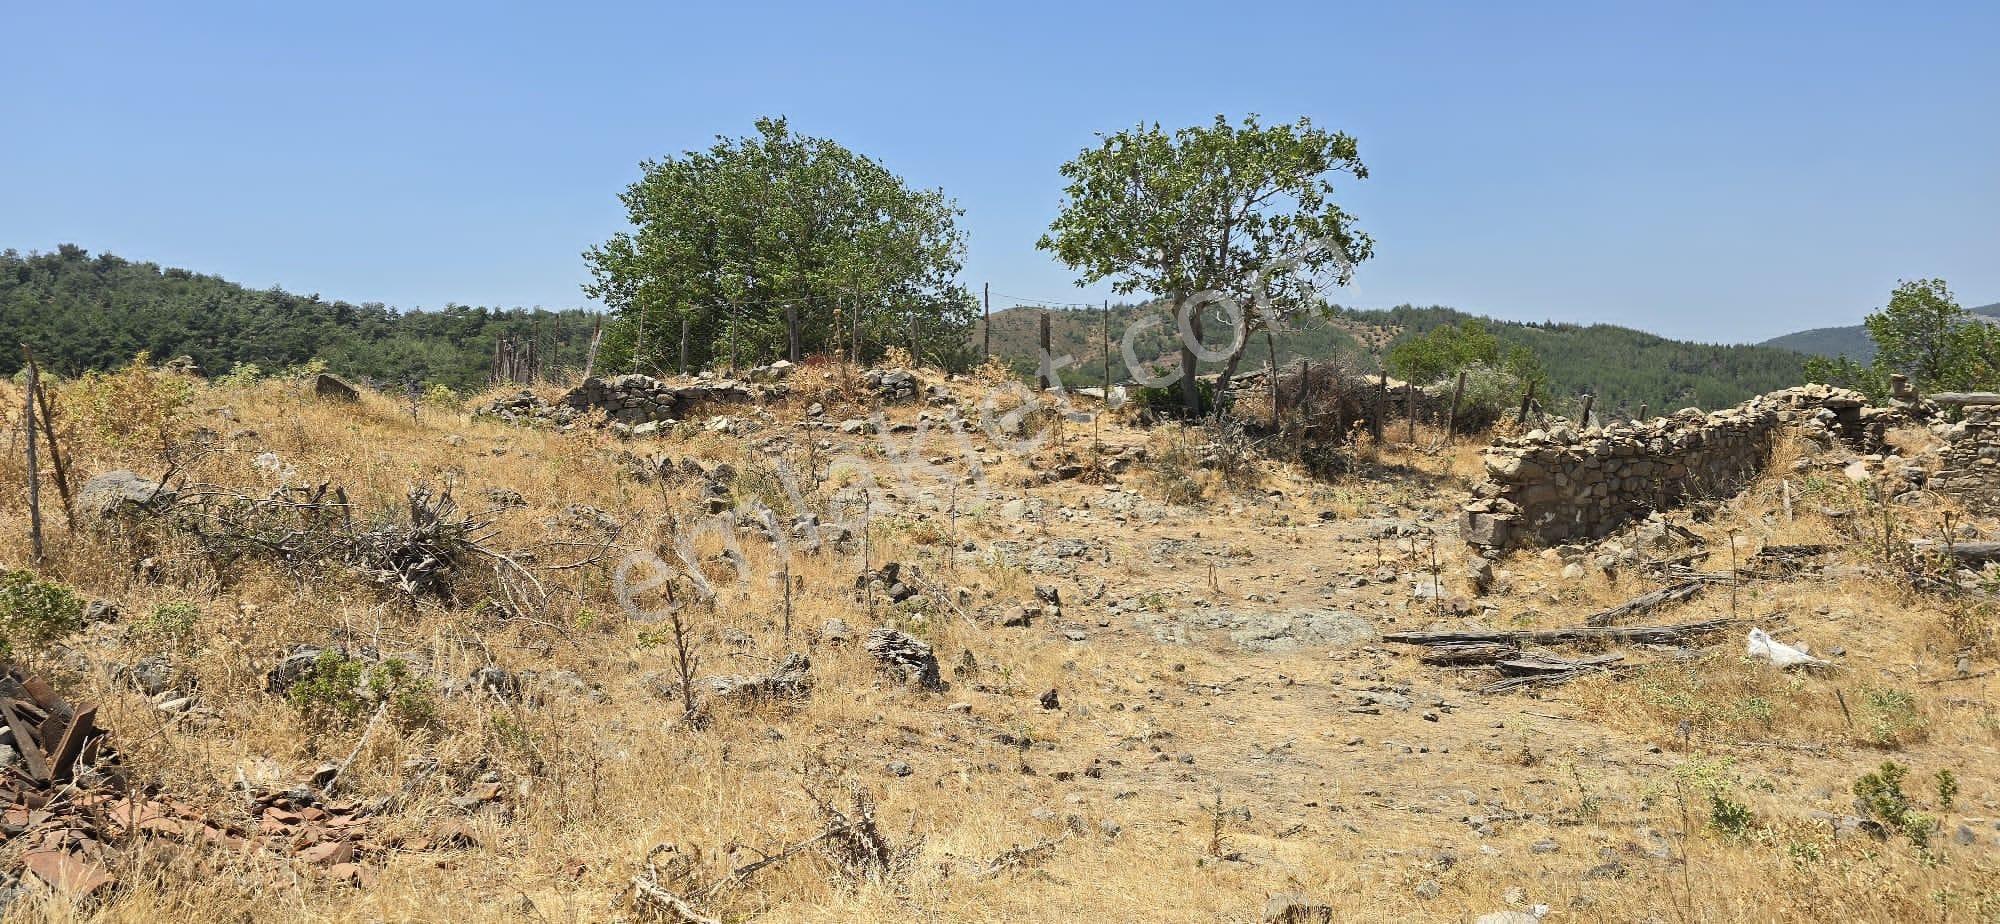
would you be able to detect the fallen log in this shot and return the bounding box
[1496,653,1623,676]
[1384,617,1733,648]
[1911,540,2000,564]
[1585,581,1705,627]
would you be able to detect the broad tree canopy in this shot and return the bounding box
[585,117,973,374]
[1040,114,1372,412]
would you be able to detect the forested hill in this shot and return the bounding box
[982,301,1810,414]
[1,246,599,391]
[1761,302,2000,362]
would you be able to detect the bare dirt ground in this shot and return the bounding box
[0,359,1995,922]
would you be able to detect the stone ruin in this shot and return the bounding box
[473,362,934,437]
[1931,398,2000,514]
[1462,385,1896,549]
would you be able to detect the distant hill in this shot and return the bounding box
[1762,302,2000,361]
[979,300,1812,415]
[1,245,599,391]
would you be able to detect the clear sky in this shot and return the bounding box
[4,1,1994,343]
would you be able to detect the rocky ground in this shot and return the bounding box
[0,359,1995,922]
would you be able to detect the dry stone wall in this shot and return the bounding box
[1462,385,1890,549]
[1933,402,2000,514]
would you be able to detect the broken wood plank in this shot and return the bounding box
[0,701,50,784]
[1385,618,1733,648]
[1585,581,1705,627]
[1495,653,1624,676]
[47,707,96,782]
[1418,643,1520,666]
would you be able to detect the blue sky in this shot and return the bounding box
[4,1,1994,343]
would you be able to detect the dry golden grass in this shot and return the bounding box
[0,364,1995,921]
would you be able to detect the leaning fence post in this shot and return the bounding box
[1579,394,1595,428]
[1444,369,1468,446]
[1516,380,1535,425]
[22,349,43,563]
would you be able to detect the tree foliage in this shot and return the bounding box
[584,117,974,374]
[0,246,597,391]
[1385,318,1544,388]
[1039,114,1372,413]
[1804,278,1996,400]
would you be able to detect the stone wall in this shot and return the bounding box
[1932,402,2000,514]
[1461,385,1889,549]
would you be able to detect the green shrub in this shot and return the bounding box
[133,601,202,653]
[285,651,436,728]
[0,570,86,660]
[1854,761,1936,846]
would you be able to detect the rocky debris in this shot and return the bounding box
[475,389,578,427]
[565,374,754,427]
[1264,893,1334,923]
[858,561,920,605]
[265,646,339,696]
[703,653,813,704]
[1135,607,1377,652]
[312,373,360,402]
[1464,385,1897,549]
[480,486,527,509]
[467,665,522,699]
[865,628,945,691]
[864,367,922,402]
[77,471,174,522]
[816,618,854,645]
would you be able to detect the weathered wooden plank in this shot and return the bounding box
[1384,617,1733,648]
[1912,540,2000,563]
[1584,581,1705,627]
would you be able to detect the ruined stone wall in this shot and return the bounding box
[1462,385,1887,549]
[1933,403,2000,514]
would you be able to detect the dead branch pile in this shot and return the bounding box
[183,483,495,601]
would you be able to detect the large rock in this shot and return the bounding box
[77,471,174,521]
[703,653,812,703]
[312,373,360,401]
[865,628,945,691]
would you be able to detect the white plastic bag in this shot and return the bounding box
[1746,628,1828,669]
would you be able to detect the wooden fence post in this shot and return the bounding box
[1444,369,1468,445]
[22,349,43,563]
[1516,380,1535,425]
[1579,394,1595,427]
[1037,309,1052,391]
[1406,381,1417,445]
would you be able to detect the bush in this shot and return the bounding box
[1854,761,1936,846]
[0,570,86,660]
[133,601,202,654]
[285,651,436,728]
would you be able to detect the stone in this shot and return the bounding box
[1414,878,1442,900]
[864,628,945,691]
[312,373,360,401]
[703,653,813,704]
[78,471,174,521]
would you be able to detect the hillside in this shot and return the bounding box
[1762,302,2000,361]
[0,363,1991,920]
[982,301,1811,414]
[1,245,600,390]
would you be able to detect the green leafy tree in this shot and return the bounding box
[1040,115,1372,414]
[1863,278,1994,392]
[584,117,972,374]
[1385,318,1543,388]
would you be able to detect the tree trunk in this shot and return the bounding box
[1178,295,1202,416]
